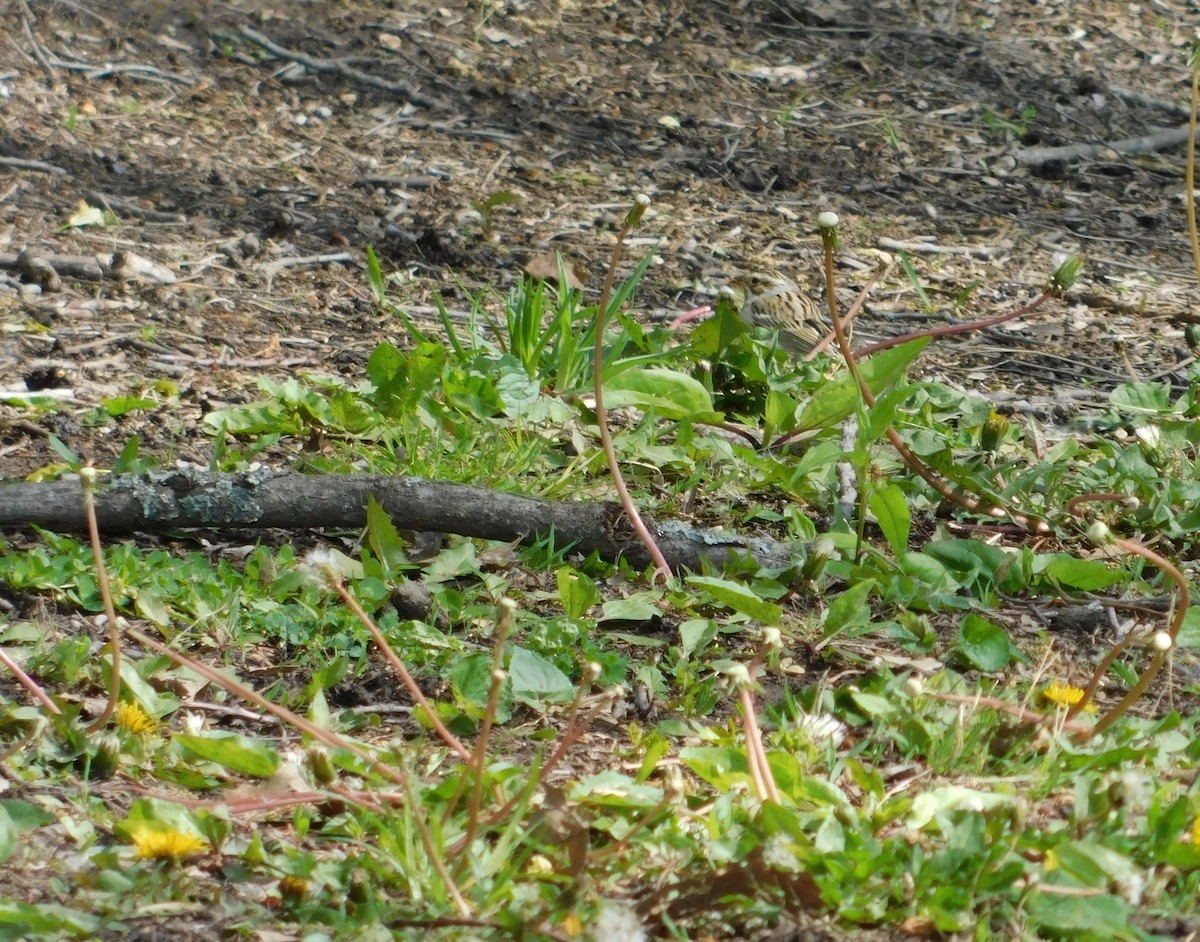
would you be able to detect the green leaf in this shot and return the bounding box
[0,902,102,936]
[1027,893,1134,939]
[1039,554,1122,591]
[174,731,281,778]
[765,389,799,433]
[451,651,511,723]
[508,646,574,706]
[0,805,16,866]
[859,384,914,443]
[366,496,409,574]
[602,367,721,422]
[680,745,753,791]
[1174,606,1200,649]
[133,588,171,627]
[1050,840,1138,887]
[907,785,1015,829]
[1109,382,1173,415]
[558,566,601,619]
[955,612,1013,672]
[101,396,157,417]
[365,244,386,303]
[925,539,1020,593]
[796,337,930,432]
[822,580,874,640]
[686,576,782,624]
[114,797,208,841]
[600,595,662,621]
[868,483,910,557]
[678,618,717,658]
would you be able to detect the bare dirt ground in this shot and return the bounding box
[2,0,1199,478]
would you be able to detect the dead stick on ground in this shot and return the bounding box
[0,469,809,574]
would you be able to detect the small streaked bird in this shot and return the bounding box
[728,273,839,357]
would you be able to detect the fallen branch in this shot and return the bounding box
[876,236,1000,259]
[0,469,806,573]
[1017,125,1199,166]
[238,26,451,112]
[0,156,66,175]
[0,248,176,287]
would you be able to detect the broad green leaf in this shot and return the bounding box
[572,771,664,807]
[955,612,1013,672]
[0,902,102,936]
[765,389,800,432]
[115,798,208,840]
[868,483,910,557]
[0,800,54,831]
[678,618,718,658]
[602,367,721,421]
[908,785,1015,829]
[451,651,512,723]
[859,384,915,443]
[558,566,602,618]
[1039,554,1122,591]
[686,576,782,624]
[1027,893,1134,939]
[600,594,661,621]
[101,396,157,417]
[822,580,874,640]
[1050,840,1138,886]
[114,658,172,717]
[680,745,753,791]
[508,646,574,706]
[1174,606,1200,649]
[174,731,280,778]
[796,337,930,432]
[1109,382,1173,415]
[925,539,1019,592]
[133,588,171,627]
[309,688,330,729]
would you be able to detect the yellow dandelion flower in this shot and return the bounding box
[129,826,208,861]
[1192,818,1200,846]
[1041,681,1095,712]
[115,701,157,736]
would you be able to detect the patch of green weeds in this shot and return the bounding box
[9,219,1200,942]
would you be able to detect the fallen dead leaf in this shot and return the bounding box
[524,250,587,291]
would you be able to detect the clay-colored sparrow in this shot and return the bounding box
[729,274,841,356]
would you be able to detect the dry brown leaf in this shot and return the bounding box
[524,250,587,290]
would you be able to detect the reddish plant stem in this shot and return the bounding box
[591,201,672,580]
[333,581,472,762]
[855,290,1054,358]
[83,468,122,734]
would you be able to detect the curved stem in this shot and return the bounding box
[592,203,672,580]
[855,290,1054,358]
[1063,493,1191,735]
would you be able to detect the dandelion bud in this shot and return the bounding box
[1050,255,1083,291]
[307,746,336,786]
[87,734,121,780]
[980,410,1009,452]
[799,536,837,584]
